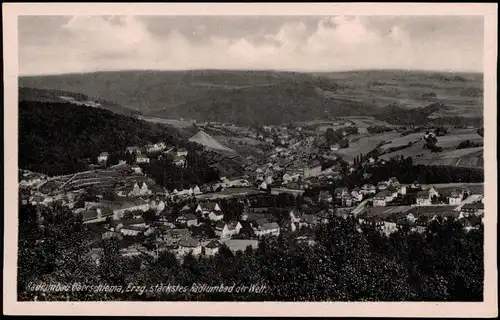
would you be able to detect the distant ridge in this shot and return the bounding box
[189,130,236,153]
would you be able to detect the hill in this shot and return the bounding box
[189,130,236,153]
[19,101,186,176]
[19,69,483,125]
[19,87,140,117]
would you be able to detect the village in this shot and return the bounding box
[19,119,485,262]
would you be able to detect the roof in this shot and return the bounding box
[261,222,280,231]
[416,191,430,199]
[374,190,391,199]
[178,237,201,248]
[302,214,317,224]
[82,210,98,220]
[120,217,145,225]
[199,202,220,211]
[255,218,270,227]
[462,203,484,211]
[205,240,221,248]
[179,213,197,221]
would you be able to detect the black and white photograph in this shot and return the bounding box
[3,3,498,317]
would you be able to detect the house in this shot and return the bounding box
[388,177,400,187]
[373,190,392,207]
[341,195,354,207]
[192,185,202,195]
[176,148,188,157]
[303,162,322,179]
[258,181,268,190]
[128,182,151,197]
[301,214,318,227]
[215,221,242,239]
[351,188,363,202]
[377,181,389,190]
[448,190,463,205]
[177,237,202,256]
[173,156,187,167]
[289,210,304,223]
[253,221,280,237]
[461,203,484,216]
[204,240,222,256]
[416,191,432,206]
[330,144,339,151]
[397,185,407,195]
[136,154,150,164]
[82,207,114,224]
[427,186,440,199]
[120,225,146,237]
[176,213,198,227]
[270,185,305,197]
[387,186,399,199]
[316,210,331,224]
[126,146,142,154]
[131,165,142,174]
[98,152,109,164]
[334,187,350,199]
[208,211,224,221]
[223,176,250,188]
[107,200,149,220]
[147,142,167,153]
[280,219,297,232]
[361,184,377,195]
[318,190,333,203]
[196,202,222,217]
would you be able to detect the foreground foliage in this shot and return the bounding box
[18,204,483,302]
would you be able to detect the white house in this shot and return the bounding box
[120,226,145,237]
[136,154,150,164]
[131,165,142,174]
[361,184,377,195]
[173,156,187,167]
[177,238,202,256]
[204,240,221,256]
[176,213,198,227]
[98,152,109,164]
[373,191,393,207]
[110,200,150,220]
[196,202,222,216]
[416,191,432,206]
[253,222,280,237]
[215,221,242,239]
[176,148,188,157]
[129,182,151,197]
[448,191,463,205]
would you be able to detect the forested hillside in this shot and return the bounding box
[19,101,185,175]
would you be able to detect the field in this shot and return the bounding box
[194,188,264,200]
[315,71,483,118]
[19,70,483,125]
[375,127,483,168]
[138,116,195,128]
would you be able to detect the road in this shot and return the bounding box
[351,198,370,216]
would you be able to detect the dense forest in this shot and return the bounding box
[140,151,220,191]
[18,203,483,301]
[374,103,483,127]
[19,101,186,176]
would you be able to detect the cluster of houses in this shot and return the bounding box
[97,142,189,168]
[358,198,484,236]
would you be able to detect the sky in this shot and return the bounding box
[18,15,484,75]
